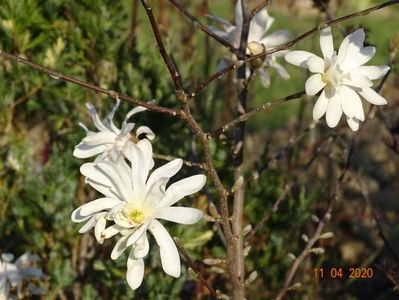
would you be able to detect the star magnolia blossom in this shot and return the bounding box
[208,0,290,87]
[71,139,206,290]
[73,99,155,162]
[285,27,390,131]
[0,253,45,300]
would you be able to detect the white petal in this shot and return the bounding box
[104,99,121,133]
[94,215,107,244]
[137,139,154,171]
[135,126,155,140]
[157,174,207,208]
[78,198,121,217]
[351,65,390,80]
[122,106,147,130]
[337,28,365,65]
[15,254,40,267]
[347,117,360,131]
[358,88,388,105]
[340,46,376,73]
[257,68,271,87]
[155,207,203,224]
[326,91,342,128]
[268,61,290,79]
[130,144,150,200]
[343,74,372,88]
[78,216,97,233]
[248,8,271,41]
[85,103,108,132]
[340,86,365,121]
[126,223,150,249]
[307,56,325,74]
[320,27,334,59]
[235,0,243,27]
[126,256,144,290]
[149,220,180,278]
[305,74,326,96]
[111,235,130,260]
[80,132,116,145]
[133,234,150,259]
[285,51,317,68]
[261,30,290,47]
[73,143,107,159]
[313,90,329,120]
[102,224,124,239]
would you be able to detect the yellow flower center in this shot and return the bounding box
[128,209,145,224]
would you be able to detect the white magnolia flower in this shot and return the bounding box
[74,99,155,162]
[0,253,45,299]
[208,0,290,87]
[71,139,206,290]
[285,27,390,131]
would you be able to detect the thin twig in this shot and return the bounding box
[211,90,306,137]
[174,238,219,299]
[252,1,270,17]
[140,0,184,92]
[0,50,178,116]
[168,0,238,55]
[274,138,354,300]
[153,153,206,169]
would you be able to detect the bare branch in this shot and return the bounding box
[0,50,179,116]
[211,90,306,137]
[252,1,270,17]
[140,0,184,92]
[153,153,206,169]
[168,0,238,55]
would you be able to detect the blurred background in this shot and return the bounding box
[0,0,399,299]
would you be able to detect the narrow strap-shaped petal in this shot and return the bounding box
[104,98,121,133]
[257,68,271,87]
[78,197,121,217]
[320,27,334,59]
[73,143,107,159]
[126,255,145,290]
[248,8,271,41]
[340,86,365,121]
[122,106,147,131]
[102,224,124,239]
[313,90,329,120]
[94,213,107,244]
[235,0,243,27]
[307,56,325,74]
[343,74,373,88]
[157,174,206,208]
[133,233,150,259]
[85,103,108,132]
[78,216,97,233]
[337,28,365,65]
[326,91,342,128]
[125,222,150,249]
[111,234,130,260]
[260,29,290,48]
[80,131,116,145]
[149,219,180,278]
[358,88,388,105]
[285,51,317,68]
[340,46,376,73]
[135,126,155,140]
[347,116,360,131]
[155,207,203,224]
[305,74,326,96]
[351,65,390,80]
[146,159,182,195]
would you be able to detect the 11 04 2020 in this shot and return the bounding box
[313,267,374,279]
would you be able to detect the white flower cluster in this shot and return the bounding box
[208,0,290,87]
[285,27,389,131]
[0,253,45,299]
[71,99,206,290]
[210,1,389,131]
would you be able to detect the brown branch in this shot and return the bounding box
[153,153,206,169]
[168,0,238,55]
[211,90,306,137]
[140,0,184,92]
[127,0,139,49]
[0,50,178,116]
[252,1,270,17]
[231,1,251,299]
[174,238,219,299]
